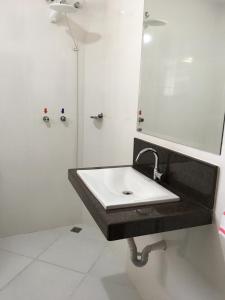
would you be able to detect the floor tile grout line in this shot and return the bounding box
[0,246,104,296]
[39,242,107,277]
[0,226,106,271]
[0,258,34,292]
[35,225,108,275]
[35,233,64,259]
[0,225,106,255]
[68,273,89,299]
[64,228,107,245]
[37,258,86,275]
[0,228,65,260]
[86,244,108,275]
[0,247,35,260]
[0,230,68,293]
[0,226,110,295]
[36,227,107,274]
[37,243,106,275]
[85,246,136,290]
[0,227,143,300]
[0,249,87,293]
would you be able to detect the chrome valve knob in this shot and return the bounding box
[43,116,50,122]
[60,116,66,122]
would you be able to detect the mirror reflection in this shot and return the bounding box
[138,0,225,154]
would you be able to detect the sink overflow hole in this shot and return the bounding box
[122,190,133,195]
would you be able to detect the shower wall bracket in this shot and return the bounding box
[127,238,167,267]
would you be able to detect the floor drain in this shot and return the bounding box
[70,226,82,233]
[122,190,133,195]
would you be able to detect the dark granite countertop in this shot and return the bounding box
[68,166,212,241]
[68,138,217,241]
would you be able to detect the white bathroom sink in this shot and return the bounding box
[77,167,180,210]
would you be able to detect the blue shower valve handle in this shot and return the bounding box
[61,108,65,114]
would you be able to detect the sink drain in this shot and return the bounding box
[122,190,133,195]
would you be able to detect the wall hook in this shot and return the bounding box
[90,113,104,120]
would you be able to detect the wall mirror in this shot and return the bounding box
[138,0,225,154]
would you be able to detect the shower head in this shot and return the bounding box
[49,2,80,13]
[49,1,82,23]
[144,19,167,28]
[144,11,167,28]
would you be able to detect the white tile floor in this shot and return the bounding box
[0,225,142,300]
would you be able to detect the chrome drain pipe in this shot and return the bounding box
[127,238,167,267]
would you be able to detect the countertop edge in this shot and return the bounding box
[68,167,213,241]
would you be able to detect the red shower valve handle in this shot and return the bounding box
[44,108,48,114]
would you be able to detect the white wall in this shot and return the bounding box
[0,0,82,236]
[81,0,225,299]
[80,0,142,168]
[79,0,144,225]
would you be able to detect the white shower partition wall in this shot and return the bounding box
[0,0,82,236]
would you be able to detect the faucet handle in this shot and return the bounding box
[154,170,163,181]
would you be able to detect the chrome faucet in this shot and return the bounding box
[135,148,163,181]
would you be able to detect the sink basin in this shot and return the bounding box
[77,167,180,210]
